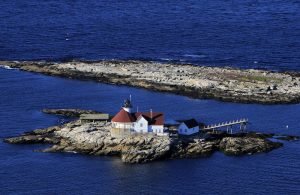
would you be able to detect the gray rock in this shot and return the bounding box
[219,137,283,155]
[3,120,294,164]
[2,60,300,104]
[42,108,101,117]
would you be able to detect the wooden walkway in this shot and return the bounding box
[203,118,249,134]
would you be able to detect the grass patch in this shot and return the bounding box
[240,75,283,83]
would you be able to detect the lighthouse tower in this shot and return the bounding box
[122,99,132,113]
[110,98,135,138]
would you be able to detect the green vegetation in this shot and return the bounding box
[240,75,283,83]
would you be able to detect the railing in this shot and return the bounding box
[203,118,248,130]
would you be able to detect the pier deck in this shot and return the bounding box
[203,119,248,134]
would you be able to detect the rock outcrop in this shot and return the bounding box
[4,120,297,163]
[4,126,61,144]
[42,108,101,117]
[170,138,218,159]
[219,137,283,155]
[1,60,300,104]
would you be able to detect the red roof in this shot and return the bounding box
[111,108,135,123]
[135,112,164,126]
[112,109,164,125]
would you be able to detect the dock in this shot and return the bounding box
[203,118,248,134]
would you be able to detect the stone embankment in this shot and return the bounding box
[1,60,300,104]
[4,109,298,163]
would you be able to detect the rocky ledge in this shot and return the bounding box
[3,120,298,163]
[1,60,300,104]
[42,108,101,117]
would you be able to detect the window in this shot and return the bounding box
[140,123,143,127]
[185,129,187,132]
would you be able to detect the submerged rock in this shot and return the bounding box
[275,135,300,141]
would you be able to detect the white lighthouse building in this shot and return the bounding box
[111,99,135,131]
[110,99,164,138]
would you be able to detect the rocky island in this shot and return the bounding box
[1,60,300,104]
[3,109,298,164]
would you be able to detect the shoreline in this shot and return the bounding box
[1,60,300,104]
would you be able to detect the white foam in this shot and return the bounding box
[160,58,171,61]
[183,54,206,58]
[0,65,16,70]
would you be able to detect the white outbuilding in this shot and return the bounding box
[178,119,199,135]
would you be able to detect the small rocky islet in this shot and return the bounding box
[3,109,299,164]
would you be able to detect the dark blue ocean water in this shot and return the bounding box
[0,0,300,71]
[1,67,300,194]
[1,1,300,194]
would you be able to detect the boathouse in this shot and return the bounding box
[178,119,199,135]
